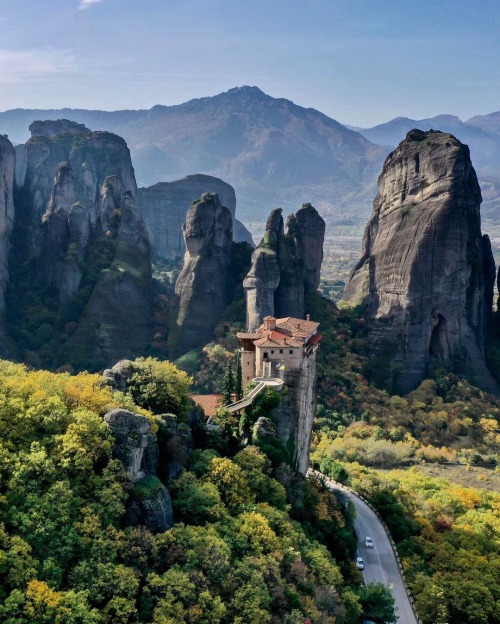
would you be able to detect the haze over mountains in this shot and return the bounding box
[2,86,500,222]
[0,87,387,224]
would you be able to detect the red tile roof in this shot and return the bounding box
[191,394,222,417]
[276,317,320,335]
[307,334,322,345]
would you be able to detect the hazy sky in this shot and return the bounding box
[1,0,499,126]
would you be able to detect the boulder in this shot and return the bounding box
[342,129,498,394]
[102,359,136,390]
[104,408,173,533]
[252,416,278,440]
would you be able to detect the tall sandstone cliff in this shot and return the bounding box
[342,129,498,394]
[169,193,233,357]
[138,174,253,260]
[12,120,152,369]
[244,203,325,331]
[0,135,15,323]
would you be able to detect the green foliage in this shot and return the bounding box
[369,489,417,542]
[220,362,234,405]
[125,357,192,418]
[357,582,397,623]
[344,463,500,624]
[235,352,243,400]
[0,354,371,623]
[133,476,163,501]
[165,448,361,624]
[241,387,281,438]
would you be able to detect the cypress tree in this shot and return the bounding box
[221,362,235,405]
[235,353,243,400]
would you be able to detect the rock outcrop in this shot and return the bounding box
[169,192,233,357]
[0,135,15,319]
[104,408,173,533]
[138,174,253,260]
[272,350,317,475]
[243,209,283,330]
[342,129,498,394]
[244,203,325,330]
[29,119,90,139]
[61,189,152,368]
[11,120,152,369]
[22,120,136,254]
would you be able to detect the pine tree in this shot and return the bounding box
[221,362,235,405]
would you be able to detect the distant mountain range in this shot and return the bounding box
[0,87,387,224]
[1,87,500,223]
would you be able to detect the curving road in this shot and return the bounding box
[317,473,418,624]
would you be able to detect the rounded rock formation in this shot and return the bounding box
[342,129,498,394]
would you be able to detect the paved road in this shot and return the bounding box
[321,475,418,624]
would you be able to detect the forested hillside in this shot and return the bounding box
[0,358,393,624]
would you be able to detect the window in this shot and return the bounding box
[264,352,268,358]
[289,350,293,355]
[279,349,283,354]
[271,350,274,354]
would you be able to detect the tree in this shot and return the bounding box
[235,354,243,400]
[221,363,235,405]
[357,582,397,624]
[207,457,253,511]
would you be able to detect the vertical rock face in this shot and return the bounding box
[0,135,15,318]
[243,209,283,331]
[61,189,152,368]
[104,408,173,534]
[11,120,152,370]
[138,174,253,260]
[23,120,136,254]
[169,192,233,357]
[244,203,325,330]
[342,129,498,394]
[272,351,317,475]
[294,203,325,293]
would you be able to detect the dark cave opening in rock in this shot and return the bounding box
[430,312,449,360]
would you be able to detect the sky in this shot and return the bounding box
[1,0,499,126]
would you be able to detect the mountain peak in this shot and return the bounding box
[225,85,266,97]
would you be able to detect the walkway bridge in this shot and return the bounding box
[225,377,284,414]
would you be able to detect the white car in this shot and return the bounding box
[364,536,374,548]
[356,556,365,570]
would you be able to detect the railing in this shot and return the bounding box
[225,377,284,414]
[226,381,266,413]
[308,469,423,624]
[206,378,284,423]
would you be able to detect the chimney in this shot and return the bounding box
[264,316,276,330]
[306,314,310,321]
